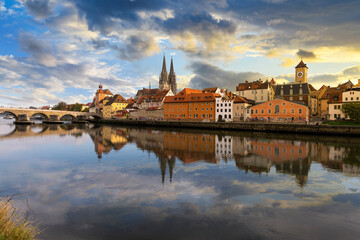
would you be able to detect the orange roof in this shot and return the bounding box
[309,84,317,91]
[233,96,254,104]
[164,91,220,103]
[236,80,269,91]
[203,87,219,93]
[105,94,127,106]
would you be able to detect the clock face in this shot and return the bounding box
[297,71,303,78]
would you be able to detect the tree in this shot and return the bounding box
[68,103,83,112]
[52,102,67,110]
[341,103,360,121]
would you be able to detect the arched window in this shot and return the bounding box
[275,105,280,114]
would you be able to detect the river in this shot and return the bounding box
[0,117,360,239]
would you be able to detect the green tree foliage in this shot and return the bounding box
[341,103,360,121]
[52,102,67,110]
[68,103,83,112]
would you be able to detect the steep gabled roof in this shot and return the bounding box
[203,87,219,93]
[233,96,255,104]
[236,80,269,91]
[295,60,308,69]
[105,94,127,106]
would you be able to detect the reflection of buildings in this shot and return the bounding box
[87,126,360,184]
[89,126,128,159]
[163,132,216,164]
[215,135,233,162]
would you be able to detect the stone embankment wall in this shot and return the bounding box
[92,119,360,136]
[129,109,164,120]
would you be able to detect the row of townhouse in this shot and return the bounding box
[328,80,360,120]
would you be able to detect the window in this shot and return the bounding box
[275,105,280,114]
[190,108,192,111]
[282,103,285,106]
[299,96,303,100]
[283,109,286,114]
[237,106,239,110]
[202,108,204,111]
[291,109,295,114]
[268,109,271,114]
[225,109,227,112]
[255,109,258,114]
[189,114,192,117]
[261,109,264,114]
[299,109,302,114]
[209,114,213,118]
[251,109,253,114]
[290,96,293,101]
[202,114,205,118]
[217,109,219,112]
[345,97,348,101]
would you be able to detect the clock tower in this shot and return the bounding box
[295,60,308,83]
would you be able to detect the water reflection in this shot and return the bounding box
[86,125,360,185]
[1,122,360,239]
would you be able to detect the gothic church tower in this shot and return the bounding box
[168,57,177,94]
[159,54,177,94]
[159,55,169,91]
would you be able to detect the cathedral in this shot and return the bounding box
[159,55,177,95]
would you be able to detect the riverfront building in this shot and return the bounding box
[233,96,255,121]
[328,83,360,120]
[235,79,274,103]
[249,98,310,122]
[103,94,129,119]
[164,88,220,121]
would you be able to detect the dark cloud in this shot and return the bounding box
[160,11,236,35]
[189,62,265,90]
[23,0,53,18]
[296,49,316,59]
[18,32,57,66]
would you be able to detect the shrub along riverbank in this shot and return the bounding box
[0,200,38,240]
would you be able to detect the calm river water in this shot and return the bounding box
[0,117,360,239]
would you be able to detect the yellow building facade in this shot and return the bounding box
[103,94,129,118]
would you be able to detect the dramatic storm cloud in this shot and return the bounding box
[0,0,359,106]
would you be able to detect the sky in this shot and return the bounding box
[0,0,360,107]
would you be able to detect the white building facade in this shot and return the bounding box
[215,97,233,122]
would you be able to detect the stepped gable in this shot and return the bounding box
[236,80,269,91]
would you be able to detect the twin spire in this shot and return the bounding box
[159,54,177,94]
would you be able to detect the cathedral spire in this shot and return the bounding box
[168,56,177,94]
[169,56,174,75]
[161,54,167,75]
[159,54,168,90]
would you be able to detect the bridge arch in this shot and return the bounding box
[3,111,18,120]
[60,114,77,121]
[30,112,50,120]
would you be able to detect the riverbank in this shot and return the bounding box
[0,200,39,240]
[91,119,360,136]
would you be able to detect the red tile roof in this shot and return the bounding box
[236,80,270,91]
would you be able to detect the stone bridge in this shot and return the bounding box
[0,123,89,141]
[0,107,89,122]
